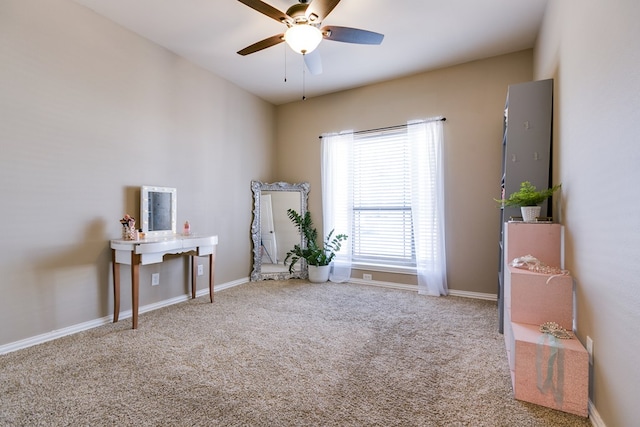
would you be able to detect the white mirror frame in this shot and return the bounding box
[250,181,309,281]
[141,185,177,238]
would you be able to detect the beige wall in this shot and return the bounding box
[534,1,640,425]
[0,0,275,345]
[275,51,533,295]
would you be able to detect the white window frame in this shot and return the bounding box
[350,129,417,271]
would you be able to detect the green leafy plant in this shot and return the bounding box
[283,209,348,274]
[496,181,561,207]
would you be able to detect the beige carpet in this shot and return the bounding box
[0,280,591,426]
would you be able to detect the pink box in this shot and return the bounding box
[505,222,563,268]
[504,307,515,370]
[505,266,573,330]
[511,322,588,417]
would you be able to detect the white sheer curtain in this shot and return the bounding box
[321,120,446,292]
[321,131,354,283]
[408,119,448,296]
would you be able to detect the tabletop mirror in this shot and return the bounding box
[141,185,177,238]
[250,181,309,281]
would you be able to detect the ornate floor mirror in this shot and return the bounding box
[250,181,309,281]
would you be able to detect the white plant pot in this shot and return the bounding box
[308,265,331,283]
[521,206,542,222]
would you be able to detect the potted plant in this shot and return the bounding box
[284,208,348,283]
[496,181,561,222]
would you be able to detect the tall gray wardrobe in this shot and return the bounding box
[498,79,554,333]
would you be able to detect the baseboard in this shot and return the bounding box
[348,278,417,292]
[349,278,498,301]
[589,400,605,427]
[194,277,248,298]
[448,289,497,301]
[0,277,249,355]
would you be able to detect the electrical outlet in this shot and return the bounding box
[363,273,372,280]
[151,273,160,286]
[197,264,204,276]
[586,336,593,365]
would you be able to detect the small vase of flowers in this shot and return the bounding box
[120,214,137,240]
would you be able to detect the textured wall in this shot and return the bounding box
[275,51,534,296]
[0,0,275,345]
[534,0,640,425]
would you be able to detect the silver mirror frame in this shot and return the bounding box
[250,181,310,281]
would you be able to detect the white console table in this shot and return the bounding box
[110,235,218,329]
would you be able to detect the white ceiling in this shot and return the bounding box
[73,0,548,105]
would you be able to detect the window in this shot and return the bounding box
[352,129,415,267]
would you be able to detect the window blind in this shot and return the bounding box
[352,129,415,266]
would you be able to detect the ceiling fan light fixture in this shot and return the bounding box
[284,24,322,54]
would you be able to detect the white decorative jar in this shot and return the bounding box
[521,206,542,222]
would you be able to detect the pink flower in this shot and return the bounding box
[120,214,136,227]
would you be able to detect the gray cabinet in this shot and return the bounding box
[498,79,553,333]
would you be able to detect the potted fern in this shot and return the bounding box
[284,209,347,282]
[496,181,561,222]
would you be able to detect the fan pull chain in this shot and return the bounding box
[283,43,287,83]
[302,54,306,101]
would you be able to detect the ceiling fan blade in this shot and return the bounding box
[322,26,384,45]
[304,50,323,75]
[237,0,289,23]
[305,0,341,23]
[237,34,285,55]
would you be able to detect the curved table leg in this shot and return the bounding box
[112,249,120,323]
[209,252,215,303]
[131,252,141,329]
[191,255,197,299]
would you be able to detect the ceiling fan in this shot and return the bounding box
[236,0,384,75]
